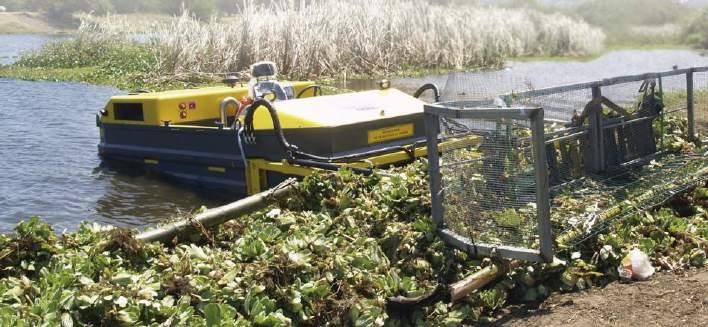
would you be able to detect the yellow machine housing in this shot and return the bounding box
[98,80,477,196]
[248,88,424,131]
[102,81,316,126]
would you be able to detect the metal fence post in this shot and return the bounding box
[531,108,553,262]
[424,111,444,228]
[589,84,605,172]
[687,70,696,142]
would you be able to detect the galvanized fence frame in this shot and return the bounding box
[425,66,708,262]
[509,66,708,141]
[424,105,553,263]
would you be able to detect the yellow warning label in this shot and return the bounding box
[367,123,414,144]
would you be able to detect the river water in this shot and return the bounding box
[0,34,66,65]
[0,36,225,233]
[341,49,708,97]
[1,34,707,233]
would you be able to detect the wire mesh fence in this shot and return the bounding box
[425,106,553,263]
[552,153,708,248]
[426,66,708,261]
[442,118,537,243]
[659,73,689,152]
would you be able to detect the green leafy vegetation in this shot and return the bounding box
[1,35,216,90]
[566,0,687,46]
[683,6,708,49]
[0,0,230,23]
[1,155,706,325]
[503,0,694,47]
[574,0,683,31]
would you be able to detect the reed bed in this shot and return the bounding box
[71,0,604,80]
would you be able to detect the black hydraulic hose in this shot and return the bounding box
[413,83,441,102]
[292,140,427,163]
[296,85,323,98]
[243,99,425,164]
[243,98,295,153]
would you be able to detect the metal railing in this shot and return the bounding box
[425,66,708,262]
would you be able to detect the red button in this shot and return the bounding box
[189,101,197,110]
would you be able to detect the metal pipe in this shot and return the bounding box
[219,97,240,128]
[296,85,322,98]
[136,178,298,243]
[545,130,589,145]
[687,70,695,142]
[602,115,656,130]
[531,108,553,263]
[498,66,708,100]
[589,85,605,172]
[424,112,443,228]
[289,158,374,175]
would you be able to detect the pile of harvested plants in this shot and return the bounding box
[1,158,707,325]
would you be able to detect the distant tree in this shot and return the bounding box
[683,6,708,49]
[38,0,113,25]
[152,0,216,20]
[186,0,217,20]
[216,0,238,14]
[109,0,143,13]
[575,0,683,28]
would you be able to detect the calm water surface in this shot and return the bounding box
[0,79,224,233]
[342,49,708,97]
[1,34,707,233]
[0,34,66,65]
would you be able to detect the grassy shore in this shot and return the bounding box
[0,12,68,35]
[0,0,605,91]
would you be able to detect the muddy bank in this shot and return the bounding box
[0,12,65,34]
[493,268,708,326]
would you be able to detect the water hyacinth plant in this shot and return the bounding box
[0,158,706,325]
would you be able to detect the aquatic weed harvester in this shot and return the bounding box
[97,61,452,195]
[101,64,708,301]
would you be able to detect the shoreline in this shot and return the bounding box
[0,12,70,35]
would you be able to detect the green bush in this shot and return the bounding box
[572,0,685,45]
[15,37,151,69]
[39,0,113,26]
[683,7,708,49]
[2,0,218,22]
[14,36,165,90]
[575,0,683,27]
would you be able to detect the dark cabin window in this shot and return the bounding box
[114,103,144,121]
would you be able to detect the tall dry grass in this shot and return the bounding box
[78,0,605,79]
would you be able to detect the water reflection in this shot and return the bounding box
[92,163,227,229]
[0,78,230,233]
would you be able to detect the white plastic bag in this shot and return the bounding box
[617,248,655,281]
